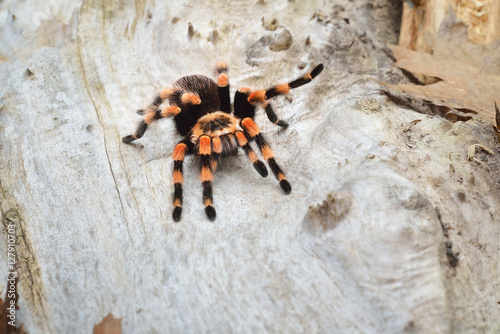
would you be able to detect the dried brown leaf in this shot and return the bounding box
[386,44,500,126]
[93,314,122,334]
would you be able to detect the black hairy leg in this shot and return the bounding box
[198,135,217,221]
[122,106,181,144]
[234,130,268,177]
[240,117,291,194]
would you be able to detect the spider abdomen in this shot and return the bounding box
[171,75,220,136]
[172,75,219,109]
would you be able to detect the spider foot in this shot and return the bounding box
[253,161,269,177]
[279,179,292,194]
[172,207,182,222]
[136,109,145,115]
[122,135,136,144]
[276,120,289,128]
[311,64,324,78]
[205,205,216,221]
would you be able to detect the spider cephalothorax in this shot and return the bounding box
[122,62,324,221]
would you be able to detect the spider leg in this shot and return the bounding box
[262,101,289,128]
[233,88,256,119]
[137,95,163,115]
[248,64,324,103]
[240,118,291,194]
[136,87,182,115]
[234,130,268,177]
[122,106,181,143]
[172,139,193,222]
[216,62,231,113]
[198,135,217,221]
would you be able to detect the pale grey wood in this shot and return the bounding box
[0,0,499,333]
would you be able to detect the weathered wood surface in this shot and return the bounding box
[0,0,499,333]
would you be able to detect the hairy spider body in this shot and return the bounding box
[122,62,324,221]
[170,75,221,135]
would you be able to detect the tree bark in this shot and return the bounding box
[0,0,499,333]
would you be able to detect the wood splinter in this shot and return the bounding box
[467,144,493,170]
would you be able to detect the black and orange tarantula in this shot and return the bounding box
[122,62,324,221]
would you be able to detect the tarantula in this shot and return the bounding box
[122,62,324,221]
